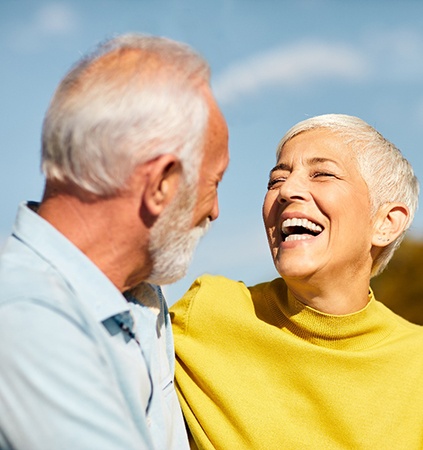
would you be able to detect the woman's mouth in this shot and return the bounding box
[281,217,323,242]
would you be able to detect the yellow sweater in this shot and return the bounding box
[171,275,423,450]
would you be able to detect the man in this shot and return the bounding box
[0,34,229,449]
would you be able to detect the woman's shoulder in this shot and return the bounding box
[191,273,249,291]
[374,299,423,340]
[181,274,283,303]
[170,275,281,333]
[172,274,251,312]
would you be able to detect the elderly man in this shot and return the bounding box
[0,34,228,449]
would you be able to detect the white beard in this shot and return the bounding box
[145,183,210,285]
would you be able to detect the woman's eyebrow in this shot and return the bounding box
[269,157,341,177]
[269,163,290,175]
[307,157,339,166]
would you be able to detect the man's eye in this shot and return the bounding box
[267,178,285,190]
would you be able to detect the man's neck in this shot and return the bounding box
[38,185,151,292]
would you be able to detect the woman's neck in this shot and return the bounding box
[284,274,371,315]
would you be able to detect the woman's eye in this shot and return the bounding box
[267,178,285,190]
[313,172,335,178]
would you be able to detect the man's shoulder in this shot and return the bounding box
[0,237,83,323]
[0,207,124,324]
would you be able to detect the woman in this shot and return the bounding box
[171,114,423,450]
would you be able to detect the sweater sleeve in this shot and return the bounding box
[170,275,258,450]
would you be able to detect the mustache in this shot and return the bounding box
[197,217,211,235]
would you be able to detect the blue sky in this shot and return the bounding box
[1,0,423,302]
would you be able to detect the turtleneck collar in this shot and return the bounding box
[264,278,396,351]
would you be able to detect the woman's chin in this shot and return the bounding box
[273,250,321,280]
[275,264,318,281]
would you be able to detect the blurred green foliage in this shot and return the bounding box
[371,237,423,325]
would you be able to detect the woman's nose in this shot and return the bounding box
[277,174,310,203]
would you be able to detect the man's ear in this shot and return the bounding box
[371,202,409,247]
[142,154,182,217]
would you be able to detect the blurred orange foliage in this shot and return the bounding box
[371,237,423,325]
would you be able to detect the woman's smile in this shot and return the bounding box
[281,216,323,242]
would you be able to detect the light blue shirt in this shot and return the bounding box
[0,202,189,450]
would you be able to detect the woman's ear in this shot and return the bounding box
[143,154,182,217]
[372,202,409,247]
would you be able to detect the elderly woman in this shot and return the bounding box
[171,114,423,450]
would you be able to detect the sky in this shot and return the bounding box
[1,0,423,303]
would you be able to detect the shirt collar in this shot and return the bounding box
[14,202,130,323]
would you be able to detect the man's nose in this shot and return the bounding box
[209,196,220,222]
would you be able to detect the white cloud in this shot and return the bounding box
[363,28,423,80]
[36,3,77,35]
[214,28,423,106]
[365,28,423,59]
[213,40,369,105]
[10,3,78,52]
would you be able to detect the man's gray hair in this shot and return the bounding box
[41,33,211,195]
[276,113,419,277]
